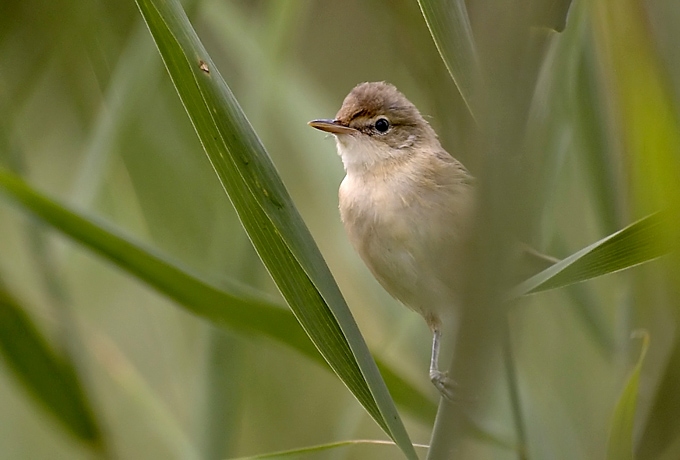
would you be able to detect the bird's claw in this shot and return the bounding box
[430,369,456,401]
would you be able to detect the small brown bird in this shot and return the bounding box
[309,82,475,396]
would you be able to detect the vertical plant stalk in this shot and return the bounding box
[419,0,576,457]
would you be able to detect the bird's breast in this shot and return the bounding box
[338,171,466,325]
[339,174,419,253]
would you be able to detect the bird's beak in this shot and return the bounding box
[308,119,357,135]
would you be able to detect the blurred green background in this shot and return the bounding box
[1,0,680,459]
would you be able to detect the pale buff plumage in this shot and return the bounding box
[309,81,475,396]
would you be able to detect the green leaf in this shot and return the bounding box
[607,330,649,460]
[593,0,680,456]
[416,0,481,118]
[138,1,416,456]
[0,281,103,448]
[0,168,435,427]
[0,168,312,358]
[511,212,674,297]
[229,439,428,460]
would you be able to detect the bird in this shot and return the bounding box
[308,81,476,397]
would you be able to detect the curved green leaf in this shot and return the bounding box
[230,439,429,460]
[0,168,311,358]
[0,168,435,427]
[0,281,103,449]
[416,0,481,118]
[607,331,649,460]
[511,212,674,297]
[136,1,417,455]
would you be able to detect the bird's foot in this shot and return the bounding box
[430,369,456,401]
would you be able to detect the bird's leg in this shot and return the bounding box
[429,328,455,400]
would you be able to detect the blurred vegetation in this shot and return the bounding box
[0,0,679,459]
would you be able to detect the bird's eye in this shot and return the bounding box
[374,118,390,133]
